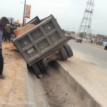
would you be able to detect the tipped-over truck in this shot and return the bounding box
[13,15,73,78]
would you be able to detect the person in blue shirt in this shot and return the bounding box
[0,19,4,79]
[0,17,9,79]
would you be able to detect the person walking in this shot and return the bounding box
[1,17,10,42]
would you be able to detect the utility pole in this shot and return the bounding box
[23,0,26,26]
[78,0,94,37]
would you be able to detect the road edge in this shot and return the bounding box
[26,71,37,107]
[57,61,102,107]
[26,60,102,107]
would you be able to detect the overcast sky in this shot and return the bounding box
[0,0,107,35]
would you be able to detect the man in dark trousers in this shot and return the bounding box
[5,23,11,43]
[0,19,4,78]
[0,17,9,79]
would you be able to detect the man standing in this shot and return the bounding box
[0,19,4,79]
[5,23,11,43]
[0,17,9,79]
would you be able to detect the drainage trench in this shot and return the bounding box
[27,62,85,107]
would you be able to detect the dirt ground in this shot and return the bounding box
[0,42,28,107]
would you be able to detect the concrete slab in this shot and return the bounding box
[58,50,107,107]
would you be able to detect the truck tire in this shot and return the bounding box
[104,46,107,50]
[32,63,42,78]
[60,47,68,61]
[63,44,73,57]
[27,64,35,74]
[27,64,42,78]
[37,60,46,74]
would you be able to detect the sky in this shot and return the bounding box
[0,0,107,35]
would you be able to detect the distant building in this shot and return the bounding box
[65,30,75,36]
[96,34,107,42]
[96,34,105,40]
[71,31,75,36]
[96,34,104,37]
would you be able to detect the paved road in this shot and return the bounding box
[68,40,107,72]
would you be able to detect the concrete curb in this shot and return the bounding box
[26,71,36,107]
[57,62,101,107]
[26,61,102,107]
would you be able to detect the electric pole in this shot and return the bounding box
[23,0,26,26]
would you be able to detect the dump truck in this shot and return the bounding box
[13,15,73,78]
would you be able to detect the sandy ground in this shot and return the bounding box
[0,42,28,107]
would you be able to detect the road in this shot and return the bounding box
[60,40,107,106]
[68,40,107,72]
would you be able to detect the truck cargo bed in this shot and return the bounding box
[13,15,66,66]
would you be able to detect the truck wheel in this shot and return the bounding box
[60,47,68,61]
[37,60,46,74]
[27,64,35,74]
[63,44,73,57]
[104,46,107,50]
[32,63,42,78]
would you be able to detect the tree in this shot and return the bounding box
[79,32,84,38]
[79,32,86,38]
